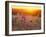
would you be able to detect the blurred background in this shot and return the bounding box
[12,6,41,31]
[0,0,46,37]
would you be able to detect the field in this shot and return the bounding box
[12,6,41,31]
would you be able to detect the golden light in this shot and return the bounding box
[12,6,41,16]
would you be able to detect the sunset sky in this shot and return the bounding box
[12,6,41,16]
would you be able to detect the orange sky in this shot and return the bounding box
[12,6,41,16]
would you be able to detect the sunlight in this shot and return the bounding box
[12,6,41,16]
